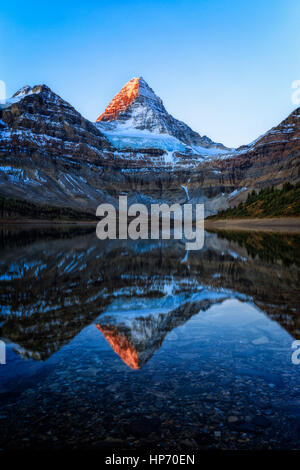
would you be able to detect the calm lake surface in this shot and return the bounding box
[0,225,299,450]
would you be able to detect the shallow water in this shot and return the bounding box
[0,226,299,450]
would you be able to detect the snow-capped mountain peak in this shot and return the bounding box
[0,85,48,110]
[95,77,230,157]
[96,77,163,123]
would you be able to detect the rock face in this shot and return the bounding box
[96,77,229,154]
[233,106,300,187]
[0,85,117,211]
[206,106,300,208]
[0,81,299,216]
[0,84,111,157]
[97,77,141,122]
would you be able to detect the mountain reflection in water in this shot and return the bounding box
[0,225,299,450]
[0,226,299,363]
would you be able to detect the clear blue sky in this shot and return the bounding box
[1,0,299,147]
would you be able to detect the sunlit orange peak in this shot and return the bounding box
[96,324,139,369]
[96,77,141,122]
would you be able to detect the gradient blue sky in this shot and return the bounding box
[1,0,299,147]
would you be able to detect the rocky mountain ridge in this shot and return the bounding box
[0,80,299,216]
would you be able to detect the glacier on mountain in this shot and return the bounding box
[97,120,233,158]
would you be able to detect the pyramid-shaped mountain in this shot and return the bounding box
[96,77,229,155]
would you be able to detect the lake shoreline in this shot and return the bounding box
[205,217,300,232]
[1,216,300,234]
[0,218,96,225]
